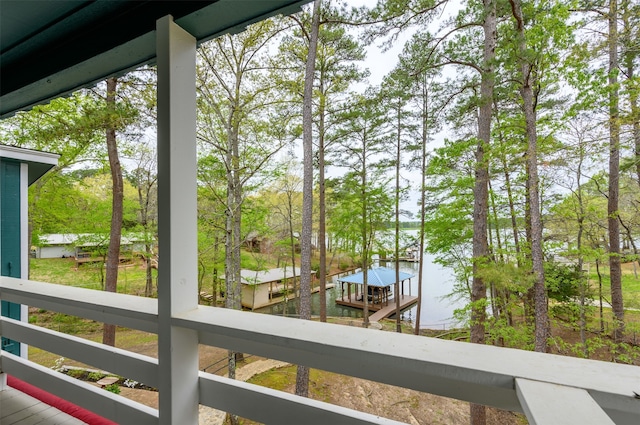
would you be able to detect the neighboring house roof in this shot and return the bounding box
[226,267,302,285]
[337,267,414,288]
[35,233,143,247]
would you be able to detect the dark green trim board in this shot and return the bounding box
[0,0,310,117]
[1,158,21,355]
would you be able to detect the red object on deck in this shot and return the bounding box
[7,375,117,425]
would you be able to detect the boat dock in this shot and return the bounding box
[369,295,418,321]
[335,294,418,321]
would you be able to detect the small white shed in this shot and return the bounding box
[236,267,301,310]
[33,233,147,259]
[33,234,77,258]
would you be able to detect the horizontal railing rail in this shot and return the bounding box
[2,277,640,425]
[1,276,158,333]
[198,371,406,425]
[176,305,639,424]
[1,317,158,388]
[2,352,159,425]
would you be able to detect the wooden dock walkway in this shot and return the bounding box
[369,295,418,321]
[336,294,418,321]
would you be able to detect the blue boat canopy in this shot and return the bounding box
[337,267,414,288]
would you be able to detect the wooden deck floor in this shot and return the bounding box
[0,386,86,425]
[335,294,418,321]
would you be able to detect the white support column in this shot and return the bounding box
[156,15,199,425]
[20,163,29,359]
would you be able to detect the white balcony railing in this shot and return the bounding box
[1,276,639,425]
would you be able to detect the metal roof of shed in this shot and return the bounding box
[0,0,309,118]
[337,267,414,288]
[236,267,302,285]
[35,233,144,247]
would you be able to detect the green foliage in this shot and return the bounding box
[607,341,640,365]
[328,87,395,262]
[66,369,87,379]
[453,298,492,328]
[87,372,106,382]
[550,332,640,364]
[104,383,121,394]
[545,262,587,303]
[486,317,535,350]
[478,261,532,296]
[1,93,105,158]
[549,335,606,360]
[29,171,142,240]
[311,260,321,274]
[338,261,351,271]
[240,251,271,271]
[88,372,106,381]
[549,303,592,324]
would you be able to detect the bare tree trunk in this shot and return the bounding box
[415,82,428,335]
[509,0,549,353]
[394,98,402,333]
[620,0,640,189]
[225,102,244,425]
[494,114,522,266]
[621,0,640,277]
[631,72,640,190]
[503,167,521,264]
[596,258,605,333]
[136,173,155,298]
[287,187,298,311]
[319,107,328,323]
[226,131,244,425]
[470,1,497,423]
[575,126,588,354]
[523,162,536,325]
[362,143,370,329]
[608,0,624,341]
[487,181,505,325]
[295,0,321,398]
[488,180,503,263]
[103,77,123,347]
[145,243,153,297]
[634,100,640,189]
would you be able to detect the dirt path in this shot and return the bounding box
[199,359,290,425]
[120,358,290,424]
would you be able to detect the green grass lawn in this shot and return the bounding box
[586,261,640,309]
[29,257,156,296]
[28,326,159,369]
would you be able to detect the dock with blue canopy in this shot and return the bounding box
[335,267,417,321]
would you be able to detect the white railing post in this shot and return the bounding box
[20,162,29,359]
[156,15,199,425]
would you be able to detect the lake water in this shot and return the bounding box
[256,253,466,330]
